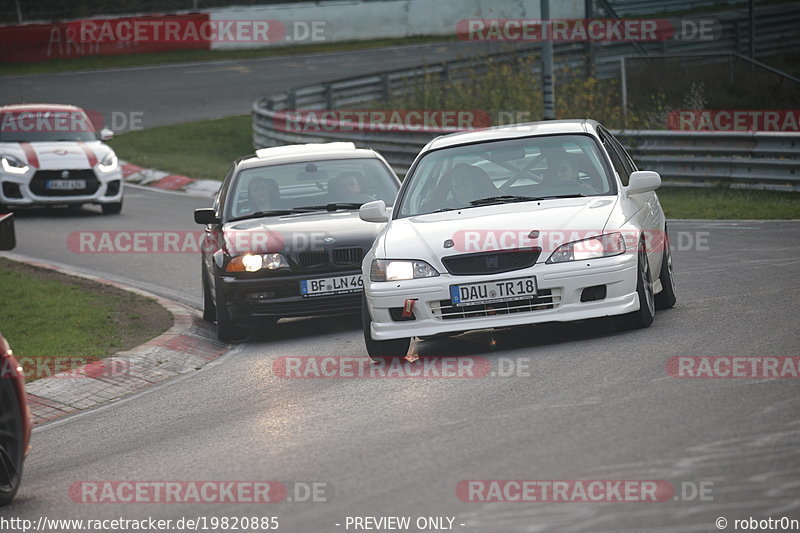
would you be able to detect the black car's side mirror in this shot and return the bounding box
[194,208,220,225]
[0,212,15,251]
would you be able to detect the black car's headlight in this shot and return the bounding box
[1,155,29,175]
[370,259,439,281]
[546,233,626,264]
[226,253,289,272]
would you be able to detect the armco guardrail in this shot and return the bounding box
[253,3,800,189]
[255,105,800,190]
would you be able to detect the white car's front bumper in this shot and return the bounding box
[365,252,640,340]
[0,167,123,206]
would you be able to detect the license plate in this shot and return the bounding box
[47,179,86,190]
[301,274,363,297]
[450,276,537,307]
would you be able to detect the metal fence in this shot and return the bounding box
[252,2,800,189]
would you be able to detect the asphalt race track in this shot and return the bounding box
[2,45,799,532]
[0,42,515,129]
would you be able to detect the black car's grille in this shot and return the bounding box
[298,250,329,268]
[296,248,363,269]
[333,247,363,266]
[29,169,99,197]
[433,289,560,320]
[442,248,541,276]
[248,294,362,317]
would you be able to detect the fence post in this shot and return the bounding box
[381,74,390,103]
[620,56,627,131]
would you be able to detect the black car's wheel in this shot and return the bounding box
[101,200,122,215]
[614,241,655,331]
[202,270,216,323]
[655,231,677,310]
[361,294,410,358]
[214,277,248,342]
[0,378,24,506]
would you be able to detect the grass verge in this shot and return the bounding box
[0,36,457,77]
[0,258,172,382]
[112,115,800,219]
[110,115,252,180]
[657,186,800,219]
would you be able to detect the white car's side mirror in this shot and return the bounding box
[626,170,661,194]
[359,200,389,223]
[99,128,114,141]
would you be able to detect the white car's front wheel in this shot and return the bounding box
[613,241,655,331]
[655,230,677,310]
[361,294,410,358]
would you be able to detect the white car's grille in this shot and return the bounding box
[430,289,562,320]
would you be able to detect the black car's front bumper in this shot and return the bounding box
[217,271,363,325]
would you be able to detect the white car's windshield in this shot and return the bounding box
[397,134,615,217]
[0,110,98,142]
[227,157,398,220]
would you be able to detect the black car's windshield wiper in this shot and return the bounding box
[228,209,297,222]
[294,202,365,211]
[469,195,542,206]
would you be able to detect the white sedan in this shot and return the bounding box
[359,119,676,356]
[0,104,123,214]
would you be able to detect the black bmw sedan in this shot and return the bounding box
[194,142,401,340]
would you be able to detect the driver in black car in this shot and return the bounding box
[246,178,281,212]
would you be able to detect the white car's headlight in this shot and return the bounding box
[546,233,626,263]
[96,152,118,173]
[370,259,440,281]
[1,155,29,175]
[226,253,289,272]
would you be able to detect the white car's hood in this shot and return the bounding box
[0,140,113,170]
[382,197,618,261]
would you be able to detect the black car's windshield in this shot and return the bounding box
[396,134,615,217]
[225,157,399,221]
[0,110,98,142]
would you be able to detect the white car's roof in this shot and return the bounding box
[0,103,85,113]
[241,142,381,169]
[422,119,601,152]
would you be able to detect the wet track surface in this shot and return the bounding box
[1,45,799,531]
